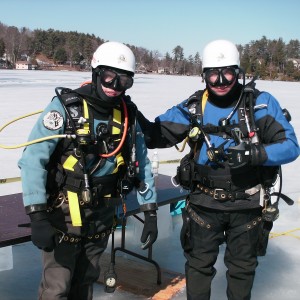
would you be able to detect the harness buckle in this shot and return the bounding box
[56,229,66,244]
[53,192,67,208]
[213,189,224,200]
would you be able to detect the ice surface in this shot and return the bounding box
[0,70,299,299]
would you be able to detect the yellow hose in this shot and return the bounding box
[0,110,74,149]
[175,137,189,152]
[1,110,43,130]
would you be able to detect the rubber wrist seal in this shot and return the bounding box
[140,202,158,212]
[25,204,48,215]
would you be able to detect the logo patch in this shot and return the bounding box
[43,110,64,130]
[217,53,225,62]
[118,54,127,64]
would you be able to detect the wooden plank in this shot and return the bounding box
[98,252,186,299]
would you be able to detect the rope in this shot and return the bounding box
[1,175,300,241]
[270,228,300,240]
[0,159,180,183]
[0,177,21,184]
[159,159,180,164]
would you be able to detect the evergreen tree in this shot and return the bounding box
[53,47,67,64]
[0,38,5,57]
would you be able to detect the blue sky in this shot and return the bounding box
[1,0,299,58]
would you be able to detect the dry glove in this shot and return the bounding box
[227,143,267,169]
[29,211,57,252]
[140,210,158,250]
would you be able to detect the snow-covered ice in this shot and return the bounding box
[0,70,299,299]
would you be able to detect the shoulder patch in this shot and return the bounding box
[43,110,64,130]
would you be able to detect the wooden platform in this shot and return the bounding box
[98,252,186,299]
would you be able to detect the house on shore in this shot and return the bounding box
[15,61,38,70]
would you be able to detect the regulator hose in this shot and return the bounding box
[0,99,128,155]
[0,110,74,149]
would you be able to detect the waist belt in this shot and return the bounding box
[56,228,114,244]
[63,173,119,195]
[53,191,123,208]
[194,164,260,190]
[197,184,251,201]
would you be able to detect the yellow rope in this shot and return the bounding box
[270,228,300,240]
[0,177,21,184]
[159,159,180,164]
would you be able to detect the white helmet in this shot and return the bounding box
[202,39,240,70]
[91,41,136,74]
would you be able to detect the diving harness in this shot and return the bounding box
[0,86,143,226]
[172,74,294,222]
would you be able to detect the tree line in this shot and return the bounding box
[0,22,300,81]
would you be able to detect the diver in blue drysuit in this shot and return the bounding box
[137,40,299,300]
[18,42,158,300]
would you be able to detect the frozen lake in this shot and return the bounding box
[0,70,299,299]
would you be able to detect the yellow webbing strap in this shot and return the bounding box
[76,99,90,138]
[202,89,209,114]
[112,153,125,174]
[63,155,78,171]
[62,100,91,227]
[112,107,121,135]
[67,191,82,226]
[110,107,125,173]
[83,99,90,131]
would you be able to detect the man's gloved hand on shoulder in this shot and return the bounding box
[29,211,57,252]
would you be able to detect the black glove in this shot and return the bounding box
[227,142,267,169]
[140,210,158,250]
[29,211,57,252]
